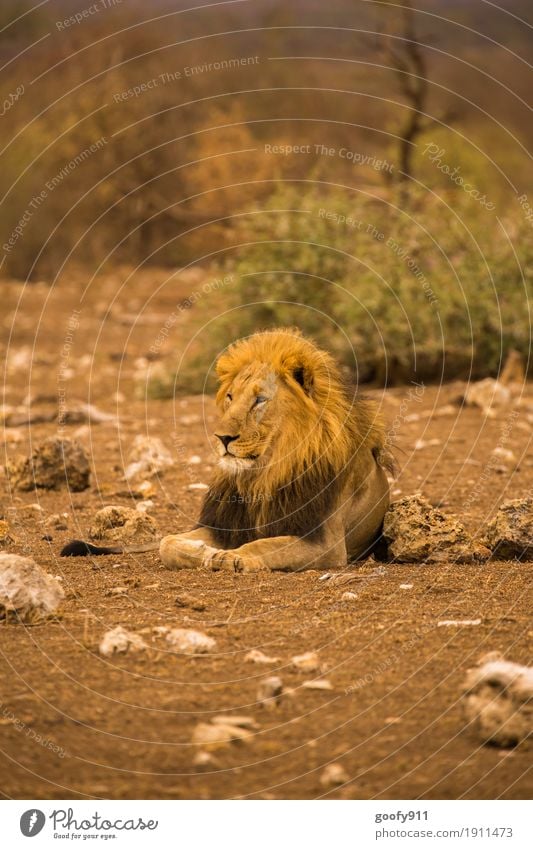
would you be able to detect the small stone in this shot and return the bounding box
[44,513,69,531]
[192,722,251,749]
[0,553,64,623]
[124,435,174,480]
[399,583,413,590]
[320,763,349,788]
[463,654,533,746]
[211,715,259,730]
[89,505,158,543]
[341,591,358,601]
[6,437,90,492]
[302,679,333,691]
[257,676,283,706]
[491,447,516,464]
[464,378,511,415]
[382,494,490,563]
[105,586,129,597]
[481,498,533,560]
[244,649,281,664]
[187,483,209,491]
[291,651,321,673]
[438,619,481,627]
[175,592,206,611]
[166,628,216,654]
[99,626,147,657]
[193,750,216,768]
[414,438,442,450]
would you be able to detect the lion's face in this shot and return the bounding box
[213,362,283,472]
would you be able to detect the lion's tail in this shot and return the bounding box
[60,539,160,557]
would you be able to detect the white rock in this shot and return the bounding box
[192,722,252,748]
[99,625,147,657]
[187,483,209,491]
[291,651,321,673]
[399,583,413,590]
[302,679,333,691]
[320,763,349,788]
[464,378,511,415]
[491,447,516,463]
[341,591,358,601]
[257,676,283,705]
[438,619,481,627]
[124,435,174,480]
[0,553,64,623]
[244,649,281,664]
[463,654,533,746]
[166,628,216,654]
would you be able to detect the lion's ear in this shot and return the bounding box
[292,364,314,395]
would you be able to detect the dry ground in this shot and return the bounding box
[0,269,531,799]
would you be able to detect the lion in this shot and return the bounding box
[62,328,392,572]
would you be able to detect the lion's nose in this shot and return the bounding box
[215,434,239,450]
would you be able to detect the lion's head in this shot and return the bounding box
[198,329,390,549]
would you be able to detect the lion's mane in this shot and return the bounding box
[198,329,390,548]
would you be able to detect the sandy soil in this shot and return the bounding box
[0,269,531,799]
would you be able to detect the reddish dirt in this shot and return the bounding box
[0,269,532,799]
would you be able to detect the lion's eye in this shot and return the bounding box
[254,396,267,406]
[226,393,232,401]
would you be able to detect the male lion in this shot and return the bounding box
[62,329,391,572]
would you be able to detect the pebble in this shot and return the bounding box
[257,676,283,706]
[302,679,333,691]
[244,649,281,664]
[291,651,321,673]
[320,763,349,788]
[341,591,358,601]
[166,628,216,654]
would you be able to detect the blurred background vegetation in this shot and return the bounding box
[1,0,531,389]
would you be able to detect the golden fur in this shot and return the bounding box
[158,328,392,573]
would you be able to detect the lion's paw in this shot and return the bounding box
[207,550,269,574]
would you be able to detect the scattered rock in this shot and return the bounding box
[187,483,209,491]
[44,513,69,531]
[193,750,216,768]
[244,649,281,664]
[257,676,283,706]
[320,763,349,788]
[491,447,516,464]
[291,651,321,673]
[105,586,129,597]
[175,592,206,611]
[211,715,259,730]
[464,378,511,416]
[0,553,64,623]
[341,591,358,601]
[59,402,116,425]
[438,619,481,627]
[463,653,533,746]
[399,583,413,590]
[6,437,90,492]
[166,628,216,654]
[124,435,174,480]
[99,626,147,657]
[192,722,252,749]
[481,498,533,560]
[302,679,333,691]
[382,494,490,563]
[89,505,158,543]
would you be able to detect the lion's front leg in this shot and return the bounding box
[207,535,347,573]
[159,527,220,570]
